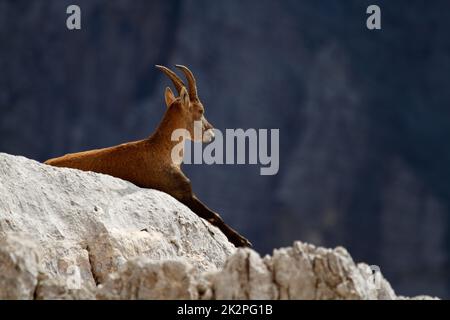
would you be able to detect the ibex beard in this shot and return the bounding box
[44,65,252,248]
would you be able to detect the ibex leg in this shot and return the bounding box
[184,195,252,248]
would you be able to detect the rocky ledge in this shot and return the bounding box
[0,153,437,299]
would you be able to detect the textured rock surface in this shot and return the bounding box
[0,153,437,299]
[97,242,438,300]
[0,234,40,299]
[203,242,397,300]
[0,153,234,299]
[97,259,198,300]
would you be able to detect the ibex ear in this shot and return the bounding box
[164,87,176,108]
[180,86,190,108]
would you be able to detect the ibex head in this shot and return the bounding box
[156,65,215,143]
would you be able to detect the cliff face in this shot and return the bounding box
[0,153,436,299]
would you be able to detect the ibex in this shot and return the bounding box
[44,65,251,248]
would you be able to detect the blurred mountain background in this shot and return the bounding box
[1,0,450,297]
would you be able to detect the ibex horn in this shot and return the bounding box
[175,65,199,101]
[155,65,185,94]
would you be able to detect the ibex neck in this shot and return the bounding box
[150,108,186,163]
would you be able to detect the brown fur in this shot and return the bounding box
[45,65,251,248]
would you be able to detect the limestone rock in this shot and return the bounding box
[0,153,437,300]
[35,275,96,300]
[96,241,432,300]
[0,234,40,299]
[0,152,234,299]
[97,258,198,300]
[205,242,398,300]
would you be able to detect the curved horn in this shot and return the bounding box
[175,65,198,101]
[155,65,184,94]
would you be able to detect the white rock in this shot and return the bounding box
[97,258,198,300]
[0,153,437,300]
[206,242,399,300]
[97,241,410,300]
[0,233,40,299]
[209,248,277,299]
[0,153,234,298]
[34,275,96,300]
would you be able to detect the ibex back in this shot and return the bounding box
[45,65,251,248]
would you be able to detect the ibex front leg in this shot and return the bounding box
[167,169,252,248]
[184,195,252,248]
